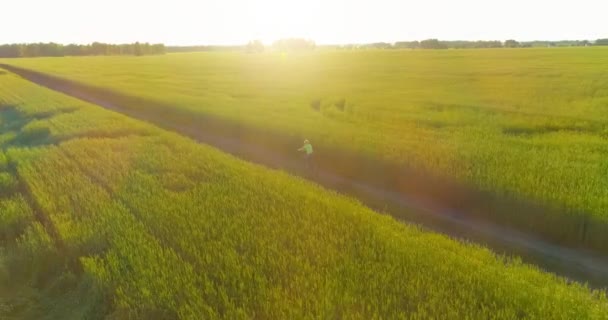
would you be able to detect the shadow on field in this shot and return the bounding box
[0,104,69,270]
[3,64,608,289]
[0,105,54,148]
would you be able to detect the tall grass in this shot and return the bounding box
[4,48,608,225]
[0,68,606,318]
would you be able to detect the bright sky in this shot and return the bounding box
[2,0,607,45]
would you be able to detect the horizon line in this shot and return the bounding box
[2,38,606,47]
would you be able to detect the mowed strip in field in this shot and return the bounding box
[0,70,607,318]
[3,48,608,255]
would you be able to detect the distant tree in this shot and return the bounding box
[366,42,392,49]
[142,42,152,55]
[504,40,519,48]
[21,44,41,57]
[0,44,20,57]
[474,40,502,48]
[445,41,470,49]
[120,44,133,55]
[109,45,121,55]
[152,43,166,54]
[90,42,107,55]
[133,42,143,56]
[420,39,448,49]
[64,44,82,56]
[47,43,64,56]
[521,41,551,47]
[0,42,165,58]
[595,39,608,46]
[394,41,420,49]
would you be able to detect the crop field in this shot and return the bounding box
[4,48,608,254]
[0,67,607,318]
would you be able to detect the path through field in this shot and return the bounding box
[2,63,608,289]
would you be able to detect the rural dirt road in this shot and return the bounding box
[2,63,608,289]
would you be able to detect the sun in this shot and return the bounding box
[241,0,326,44]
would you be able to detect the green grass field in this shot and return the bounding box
[5,48,608,230]
[1,65,607,318]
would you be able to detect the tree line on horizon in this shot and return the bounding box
[170,38,608,53]
[2,38,607,58]
[349,38,608,50]
[167,38,316,54]
[0,42,165,58]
